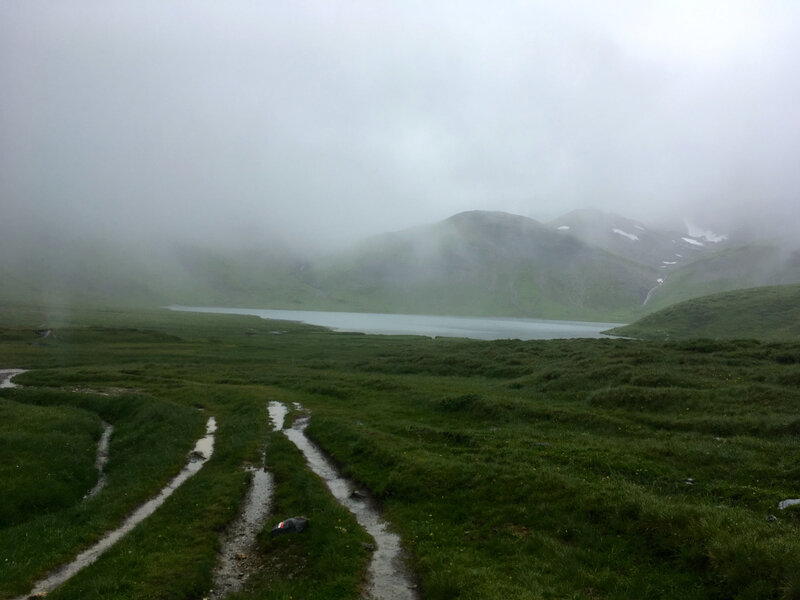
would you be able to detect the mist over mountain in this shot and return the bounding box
[3,2,800,258]
[3,207,798,322]
[547,208,727,270]
[299,211,656,320]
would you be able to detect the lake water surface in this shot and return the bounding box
[169,305,623,340]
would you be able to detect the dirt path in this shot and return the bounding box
[14,417,218,600]
[209,403,284,599]
[276,402,419,600]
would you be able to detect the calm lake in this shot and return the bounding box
[168,306,624,340]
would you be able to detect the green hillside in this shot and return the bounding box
[0,234,323,310]
[608,284,800,340]
[643,244,800,312]
[301,211,656,321]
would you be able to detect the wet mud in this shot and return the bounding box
[0,369,27,389]
[84,422,114,500]
[209,403,285,598]
[210,467,275,599]
[15,417,218,600]
[281,404,419,600]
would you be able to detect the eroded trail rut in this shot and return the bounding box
[209,405,283,599]
[273,401,419,600]
[14,417,218,600]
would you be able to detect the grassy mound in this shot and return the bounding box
[0,399,101,527]
[608,284,800,340]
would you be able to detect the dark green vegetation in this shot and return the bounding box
[2,304,800,598]
[610,284,800,341]
[0,399,101,527]
[4,209,798,322]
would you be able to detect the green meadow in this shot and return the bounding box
[1,304,800,599]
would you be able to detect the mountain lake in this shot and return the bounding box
[168,306,624,340]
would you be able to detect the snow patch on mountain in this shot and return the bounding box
[557,225,570,231]
[685,220,728,243]
[613,228,639,241]
[682,237,705,247]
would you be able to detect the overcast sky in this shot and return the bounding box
[2,1,799,249]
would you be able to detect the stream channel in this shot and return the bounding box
[275,401,419,600]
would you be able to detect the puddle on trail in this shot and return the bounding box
[210,405,282,599]
[0,369,27,389]
[15,417,217,600]
[84,422,114,500]
[268,401,288,431]
[282,406,419,600]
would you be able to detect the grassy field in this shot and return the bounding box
[1,303,800,599]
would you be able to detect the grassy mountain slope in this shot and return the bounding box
[643,243,800,312]
[302,211,656,320]
[608,284,800,340]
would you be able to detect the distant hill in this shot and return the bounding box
[606,284,800,340]
[546,209,800,318]
[0,232,320,309]
[640,243,800,312]
[299,211,655,320]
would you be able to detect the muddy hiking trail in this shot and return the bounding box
[208,403,280,600]
[275,401,420,600]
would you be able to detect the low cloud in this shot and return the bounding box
[2,1,799,250]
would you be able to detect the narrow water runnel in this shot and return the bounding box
[15,417,218,600]
[275,402,419,600]
[84,422,114,500]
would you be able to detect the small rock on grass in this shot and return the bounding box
[271,516,309,536]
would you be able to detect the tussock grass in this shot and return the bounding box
[1,304,800,598]
[0,399,101,527]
